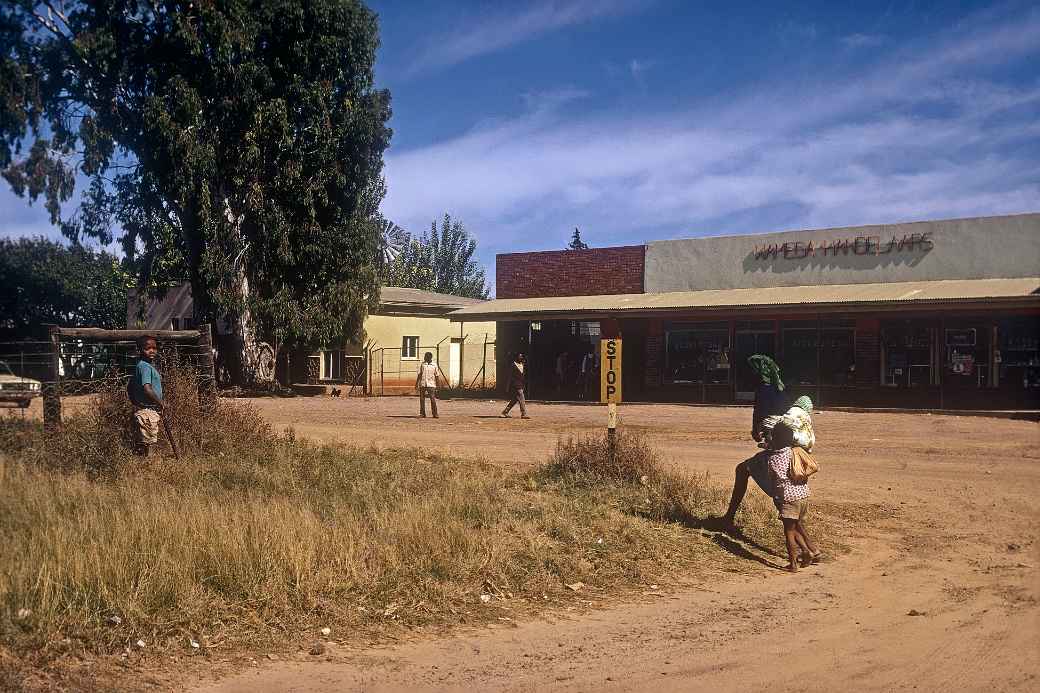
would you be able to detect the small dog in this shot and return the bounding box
[330,388,342,397]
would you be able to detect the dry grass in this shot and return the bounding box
[0,369,860,689]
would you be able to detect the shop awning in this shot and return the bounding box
[449,277,1040,321]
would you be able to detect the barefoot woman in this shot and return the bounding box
[722,354,788,528]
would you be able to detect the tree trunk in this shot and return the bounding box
[222,269,262,386]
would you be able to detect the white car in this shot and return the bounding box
[0,361,42,408]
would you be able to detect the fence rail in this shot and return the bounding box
[2,325,217,428]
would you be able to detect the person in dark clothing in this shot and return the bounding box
[502,352,530,419]
[722,354,789,528]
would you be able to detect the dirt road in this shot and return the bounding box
[186,396,1039,692]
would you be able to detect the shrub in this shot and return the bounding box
[0,362,271,475]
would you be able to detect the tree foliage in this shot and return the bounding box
[0,237,131,335]
[1,1,392,370]
[568,227,589,250]
[381,214,489,299]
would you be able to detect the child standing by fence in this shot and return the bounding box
[128,335,164,457]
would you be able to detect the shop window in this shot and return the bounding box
[665,326,730,384]
[882,325,935,387]
[820,328,856,386]
[998,317,1040,389]
[782,328,818,386]
[182,316,195,329]
[734,325,776,398]
[944,325,990,387]
[402,336,419,360]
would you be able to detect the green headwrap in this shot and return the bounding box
[748,354,784,391]
[792,395,813,413]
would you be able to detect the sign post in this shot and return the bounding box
[600,338,622,404]
[601,338,622,462]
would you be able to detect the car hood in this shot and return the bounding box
[0,374,41,385]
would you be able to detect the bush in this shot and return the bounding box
[542,431,661,486]
[539,432,743,528]
[0,362,271,475]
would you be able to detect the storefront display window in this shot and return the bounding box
[665,324,730,384]
[997,317,1040,389]
[820,328,856,385]
[882,324,935,387]
[782,328,818,386]
[944,324,990,387]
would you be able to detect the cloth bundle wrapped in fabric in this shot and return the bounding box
[760,395,816,452]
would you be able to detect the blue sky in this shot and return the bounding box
[4,0,1039,294]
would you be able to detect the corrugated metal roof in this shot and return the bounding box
[380,286,484,307]
[379,286,485,310]
[450,278,1040,321]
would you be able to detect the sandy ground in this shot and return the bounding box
[179,395,1040,693]
[16,395,1040,691]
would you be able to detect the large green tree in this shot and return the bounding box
[381,213,489,299]
[1,0,392,382]
[0,237,131,335]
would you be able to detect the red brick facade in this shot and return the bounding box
[496,246,645,299]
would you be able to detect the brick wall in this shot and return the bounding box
[496,246,645,299]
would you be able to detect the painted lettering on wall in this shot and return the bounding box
[753,232,934,260]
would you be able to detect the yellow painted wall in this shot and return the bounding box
[320,314,496,390]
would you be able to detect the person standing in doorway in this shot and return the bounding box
[555,350,569,397]
[502,352,530,419]
[721,354,789,529]
[415,352,440,418]
[579,348,594,400]
[128,335,164,457]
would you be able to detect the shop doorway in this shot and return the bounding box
[734,324,776,400]
[528,320,601,399]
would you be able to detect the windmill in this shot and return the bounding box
[377,218,410,267]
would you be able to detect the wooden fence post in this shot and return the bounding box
[197,323,217,406]
[43,324,62,430]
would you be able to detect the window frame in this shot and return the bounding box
[663,324,731,385]
[781,327,819,387]
[401,336,420,360]
[818,326,857,386]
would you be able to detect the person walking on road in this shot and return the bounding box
[766,424,821,571]
[721,354,789,529]
[502,352,531,419]
[415,352,440,418]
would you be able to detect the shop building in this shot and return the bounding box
[450,213,1040,409]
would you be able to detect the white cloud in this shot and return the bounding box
[406,0,653,75]
[382,6,1040,283]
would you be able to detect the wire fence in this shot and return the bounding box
[0,340,49,412]
[369,339,496,395]
[0,326,216,427]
